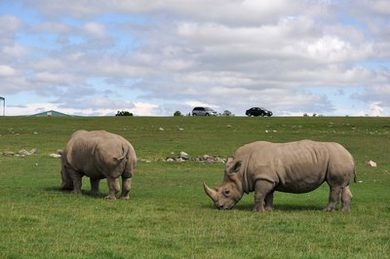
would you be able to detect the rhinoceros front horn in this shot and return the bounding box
[203,182,218,202]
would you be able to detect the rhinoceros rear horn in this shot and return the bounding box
[203,182,218,202]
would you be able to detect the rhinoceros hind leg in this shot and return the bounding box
[105,177,120,200]
[341,186,352,212]
[90,178,100,195]
[264,191,274,211]
[68,169,82,194]
[324,186,342,212]
[120,177,132,200]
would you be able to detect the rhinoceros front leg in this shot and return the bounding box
[120,176,132,200]
[90,178,100,195]
[254,180,274,212]
[324,185,342,212]
[106,177,120,200]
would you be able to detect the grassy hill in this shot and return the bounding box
[0,116,389,258]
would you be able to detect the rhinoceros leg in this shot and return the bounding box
[254,180,274,212]
[324,185,342,212]
[264,191,274,211]
[90,178,100,195]
[120,176,132,200]
[67,168,82,194]
[341,185,352,212]
[105,177,120,200]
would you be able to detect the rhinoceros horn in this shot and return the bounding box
[203,182,218,202]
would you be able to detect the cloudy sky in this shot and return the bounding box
[0,0,389,116]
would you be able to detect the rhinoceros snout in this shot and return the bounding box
[216,203,224,210]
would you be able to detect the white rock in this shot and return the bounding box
[18,149,32,156]
[2,151,15,156]
[49,153,62,158]
[179,151,189,160]
[367,160,377,167]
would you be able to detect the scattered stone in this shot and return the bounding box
[367,160,377,168]
[179,151,189,160]
[164,152,226,163]
[178,127,184,131]
[1,148,38,157]
[194,155,226,163]
[139,158,152,163]
[18,148,37,156]
[49,153,62,158]
[33,131,39,135]
[176,157,185,162]
[226,124,232,128]
[159,127,164,131]
[2,151,15,156]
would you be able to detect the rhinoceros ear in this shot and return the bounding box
[229,161,242,175]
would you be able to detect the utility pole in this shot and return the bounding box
[0,96,4,116]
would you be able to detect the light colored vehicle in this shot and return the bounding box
[192,107,218,116]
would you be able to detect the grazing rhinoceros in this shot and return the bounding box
[204,140,356,212]
[59,130,136,200]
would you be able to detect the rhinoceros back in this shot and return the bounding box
[238,140,354,194]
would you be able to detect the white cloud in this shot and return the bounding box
[32,22,70,33]
[130,102,159,116]
[369,102,384,116]
[0,0,389,116]
[6,100,159,116]
[2,44,28,58]
[83,22,106,38]
[0,65,16,76]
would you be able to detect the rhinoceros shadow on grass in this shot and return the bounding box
[202,202,323,212]
[234,203,323,212]
[44,186,107,198]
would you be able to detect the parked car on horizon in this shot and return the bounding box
[245,107,273,117]
[192,107,218,116]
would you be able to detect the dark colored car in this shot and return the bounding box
[245,107,273,117]
[192,107,218,116]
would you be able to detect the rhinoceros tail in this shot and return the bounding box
[353,168,357,183]
[114,146,129,162]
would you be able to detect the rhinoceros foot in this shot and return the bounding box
[323,206,336,212]
[104,195,117,200]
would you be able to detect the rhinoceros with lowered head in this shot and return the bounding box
[59,130,136,200]
[204,140,356,212]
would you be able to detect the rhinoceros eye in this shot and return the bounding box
[223,189,230,197]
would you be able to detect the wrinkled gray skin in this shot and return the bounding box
[60,130,137,200]
[204,140,355,212]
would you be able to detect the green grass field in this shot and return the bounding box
[0,116,389,258]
